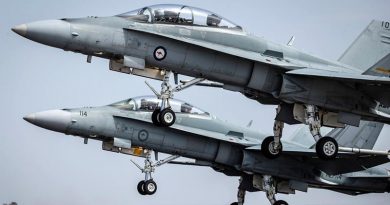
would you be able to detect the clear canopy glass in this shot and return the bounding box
[110,96,209,116]
[118,4,242,30]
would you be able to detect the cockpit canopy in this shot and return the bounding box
[110,96,210,116]
[118,4,242,30]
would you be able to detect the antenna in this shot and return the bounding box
[247,120,253,128]
[287,36,295,46]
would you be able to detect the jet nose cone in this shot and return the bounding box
[11,24,27,36]
[12,20,71,48]
[23,113,36,123]
[24,110,71,133]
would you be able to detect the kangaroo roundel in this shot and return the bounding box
[153,46,167,61]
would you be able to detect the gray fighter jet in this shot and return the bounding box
[12,4,390,159]
[24,96,390,205]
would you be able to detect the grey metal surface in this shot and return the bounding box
[11,5,390,125]
[23,95,390,200]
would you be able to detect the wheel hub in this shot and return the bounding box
[268,142,280,155]
[323,141,336,156]
[147,183,156,192]
[163,112,173,123]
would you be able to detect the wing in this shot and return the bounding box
[247,121,388,175]
[246,145,390,175]
[287,54,390,107]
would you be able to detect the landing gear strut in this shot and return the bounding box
[146,70,205,127]
[305,105,338,160]
[263,104,338,160]
[231,175,289,205]
[263,175,288,205]
[262,105,284,159]
[131,149,180,195]
[230,176,246,205]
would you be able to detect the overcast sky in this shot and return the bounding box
[1,0,390,205]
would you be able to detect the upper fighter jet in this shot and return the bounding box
[12,4,390,159]
[23,95,390,205]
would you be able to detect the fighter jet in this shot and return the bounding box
[12,4,390,159]
[23,95,390,205]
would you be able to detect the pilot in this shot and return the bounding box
[164,10,179,22]
[181,103,192,113]
[140,99,147,110]
[207,14,221,27]
[154,10,164,22]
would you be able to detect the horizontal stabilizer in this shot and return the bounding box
[364,53,390,77]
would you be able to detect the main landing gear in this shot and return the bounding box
[131,149,179,195]
[230,175,288,205]
[263,175,288,205]
[261,104,338,160]
[146,70,205,127]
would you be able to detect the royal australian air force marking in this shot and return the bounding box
[153,46,167,61]
[138,129,149,142]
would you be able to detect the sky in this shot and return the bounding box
[1,0,390,204]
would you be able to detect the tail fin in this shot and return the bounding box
[327,121,384,149]
[338,20,390,73]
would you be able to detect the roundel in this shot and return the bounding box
[153,46,167,61]
[138,129,149,142]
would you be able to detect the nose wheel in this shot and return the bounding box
[152,108,176,127]
[131,150,180,196]
[145,70,205,127]
[137,180,157,195]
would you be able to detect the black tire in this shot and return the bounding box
[274,200,288,205]
[152,109,161,126]
[144,180,157,195]
[230,203,239,205]
[316,136,338,160]
[137,181,146,195]
[261,136,282,159]
[159,108,176,127]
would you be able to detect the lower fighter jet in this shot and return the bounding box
[24,96,390,205]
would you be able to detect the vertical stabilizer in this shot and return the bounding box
[338,20,390,72]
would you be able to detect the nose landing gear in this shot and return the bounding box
[131,149,180,195]
[145,70,205,127]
